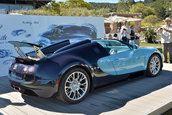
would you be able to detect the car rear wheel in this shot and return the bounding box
[59,68,90,104]
[146,54,162,77]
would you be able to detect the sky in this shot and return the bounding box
[56,0,144,3]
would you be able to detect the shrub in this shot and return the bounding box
[142,15,160,26]
[130,3,155,18]
[10,9,55,16]
[60,7,109,17]
[141,27,157,43]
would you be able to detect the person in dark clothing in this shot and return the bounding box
[113,33,118,39]
[130,25,135,45]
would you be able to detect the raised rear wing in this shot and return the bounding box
[8,41,45,59]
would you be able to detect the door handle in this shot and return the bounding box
[107,59,112,62]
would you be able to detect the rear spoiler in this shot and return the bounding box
[8,41,45,59]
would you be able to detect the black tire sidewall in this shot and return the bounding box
[59,67,90,104]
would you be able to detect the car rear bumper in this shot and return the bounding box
[8,74,58,98]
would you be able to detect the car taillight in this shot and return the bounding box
[23,66,29,73]
[23,65,35,74]
[28,66,36,74]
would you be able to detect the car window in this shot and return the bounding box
[92,40,131,55]
[109,41,130,55]
[109,41,125,46]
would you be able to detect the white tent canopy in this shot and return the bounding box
[104,15,141,23]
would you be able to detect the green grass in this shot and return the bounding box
[140,42,161,48]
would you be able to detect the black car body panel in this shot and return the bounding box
[9,39,123,98]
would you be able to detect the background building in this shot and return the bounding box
[0,0,51,13]
[105,12,142,34]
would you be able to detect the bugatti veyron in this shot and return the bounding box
[8,39,163,104]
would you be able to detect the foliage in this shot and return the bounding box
[117,0,135,12]
[142,15,160,26]
[90,2,117,12]
[11,9,55,16]
[65,0,94,10]
[44,0,94,15]
[144,0,156,3]
[11,7,109,17]
[145,0,172,19]
[44,0,61,15]
[141,27,157,43]
[130,3,154,18]
[140,42,161,48]
[60,7,109,17]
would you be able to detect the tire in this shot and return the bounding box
[58,67,90,104]
[146,54,162,77]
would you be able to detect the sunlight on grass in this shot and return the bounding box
[140,42,161,48]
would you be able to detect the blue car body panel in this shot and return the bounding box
[98,48,145,75]
[8,39,163,98]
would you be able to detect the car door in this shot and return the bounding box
[109,48,145,75]
[97,40,145,75]
[109,41,145,75]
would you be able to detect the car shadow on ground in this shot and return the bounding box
[0,76,26,109]
[0,76,13,95]
[0,97,26,108]
[20,70,172,115]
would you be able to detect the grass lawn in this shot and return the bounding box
[140,42,161,48]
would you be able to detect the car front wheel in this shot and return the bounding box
[146,54,162,77]
[59,68,90,104]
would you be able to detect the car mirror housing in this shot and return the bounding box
[133,44,139,49]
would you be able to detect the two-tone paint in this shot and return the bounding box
[8,39,163,98]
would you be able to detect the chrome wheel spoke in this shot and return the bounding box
[65,71,88,101]
[73,91,76,99]
[79,76,86,82]
[76,90,81,98]
[149,55,160,75]
[68,90,73,98]
[80,82,86,86]
[80,87,85,92]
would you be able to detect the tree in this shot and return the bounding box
[64,0,94,10]
[61,7,109,17]
[90,2,117,12]
[44,0,61,14]
[130,3,154,18]
[146,0,172,19]
[144,0,156,3]
[142,15,160,25]
[44,0,94,15]
[117,0,135,12]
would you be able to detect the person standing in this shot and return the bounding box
[113,33,118,39]
[107,33,113,39]
[130,25,135,45]
[158,17,172,63]
[120,20,131,43]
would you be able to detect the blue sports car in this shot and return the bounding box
[8,39,163,104]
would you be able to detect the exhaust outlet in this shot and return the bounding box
[12,85,25,93]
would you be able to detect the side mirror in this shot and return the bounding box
[133,44,139,49]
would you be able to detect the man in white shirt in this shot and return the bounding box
[120,20,131,43]
[158,17,172,63]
